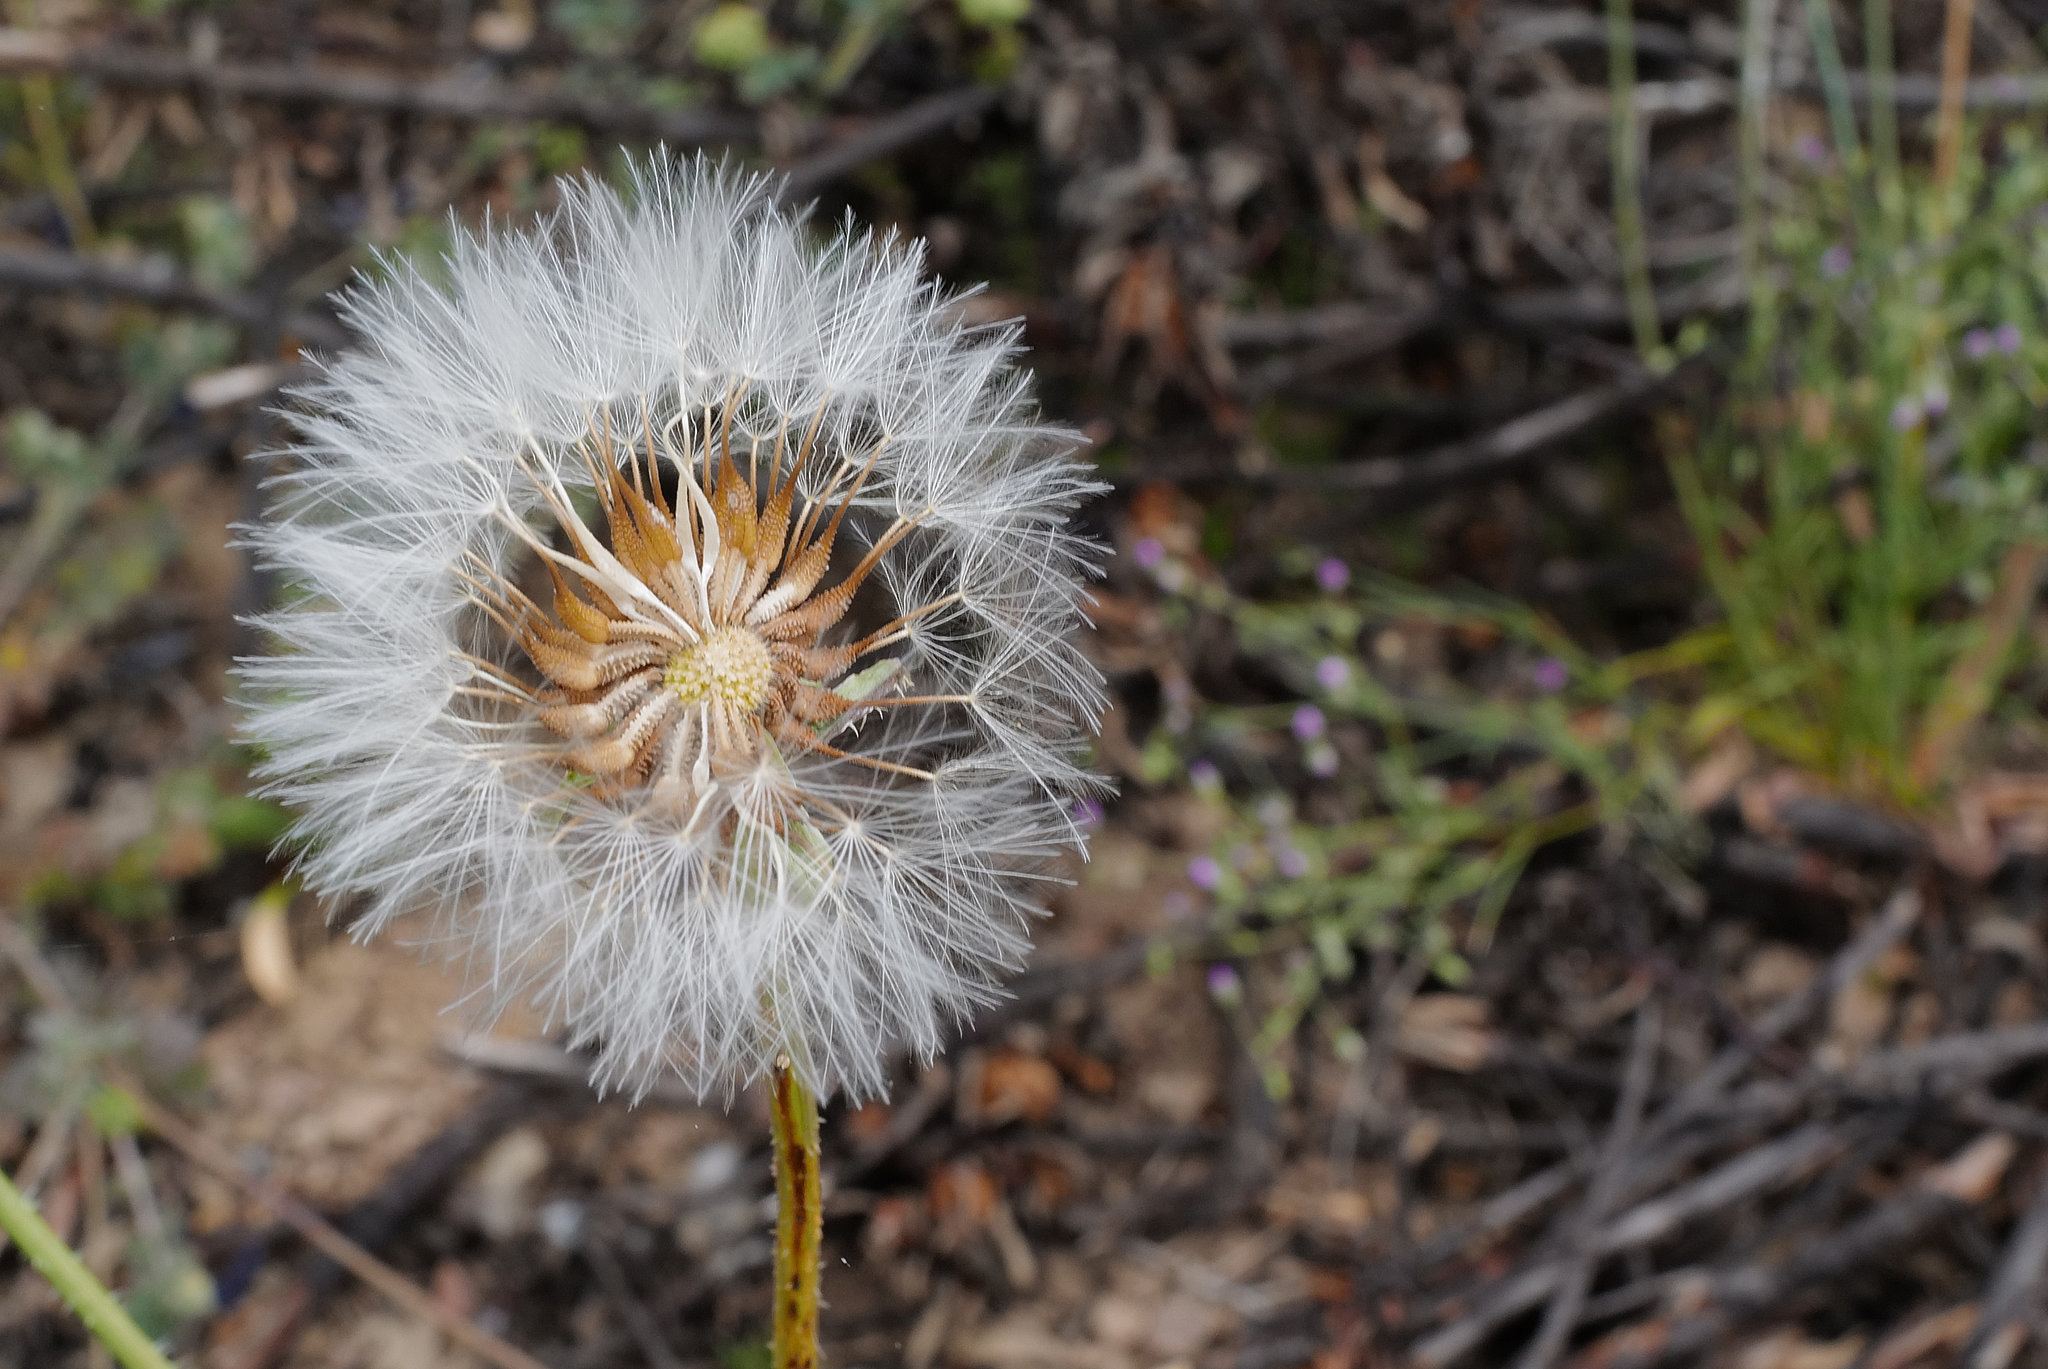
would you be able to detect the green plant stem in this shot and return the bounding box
[1737,0,1781,293]
[0,1164,173,1369]
[1605,0,1662,364]
[1801,0,1863,174]
[769,1056,822,1369]
[14,74,95,250]
[1864,0,1899,211]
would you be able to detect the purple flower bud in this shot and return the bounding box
[1316,655,1349,691]
[1187,855,1221,890]
[1188,759,1221,791]
[1531,657,1569,693]
[1890,397,1923,431]
[1315,557,1351,593]
[1966,328,1996,360]
[1997,323,2024,355]
[1820,244,1852,279]
[1922,382,1950,419]
[1275,846,1309,879]
[1071,798,1105,828]
[1291,704,1326,741]
[1206,963,1242,1003]
[1133,537,1166,569]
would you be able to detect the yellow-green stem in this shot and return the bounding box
[770,1056,822,1369]
[0,1164,173,1369]
[13,73,95,249]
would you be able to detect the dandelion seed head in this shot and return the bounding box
[239,156,1108,1102]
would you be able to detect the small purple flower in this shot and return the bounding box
[1997,323,2024,355]
[1316,655,1350,691]
[1796,133,1830,166]
[1890,397,1923,431]
[1133,537,1166,569]
[1966,328,1996,360]
[1291,704,1326,741]
[1071,797,1105,828]
[1922,382,1950,419]
[1307,743,1340,778]
[1188,759,1222,791]
[1531,657,1569,693]
[1187,855,1221,890]
[1315,557,1351,593]
[1206,963,1242,1004]
[1275,846,1309,879]
[1820,244,1852,279]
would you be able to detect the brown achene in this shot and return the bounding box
[463,396,966,795]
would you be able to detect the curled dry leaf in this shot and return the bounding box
[1395,994,1495,1073]
[960,1047,1063,1126]
[238,882,299,1008]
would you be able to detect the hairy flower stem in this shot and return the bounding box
[0,1164,174,1369]
[770,1057,822,1369]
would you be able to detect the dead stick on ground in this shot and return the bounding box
[0,921,547,1369]
[1408,1124,1845,1367]
[0,28,752,148]
[119,1080,552,1369]
[1636,1132,2017,1368]
[776,86,999,204]
[1964,1154,2048,1368]
[0,244,347,347]
[1935,0,1979,191]
[1652,882,1919,1133]
[1256,359,1697,496]
[1514,998,1663,1369]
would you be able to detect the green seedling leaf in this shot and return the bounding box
[737,46,818,102]
[208,795,293,850]
[179,195,255,292]
[958,0,1029,27]
[124,1232,217,1337]
[694,5,771,72]
[5,410,99,495]
[550,0,642,57]
[86,1084,144,1138]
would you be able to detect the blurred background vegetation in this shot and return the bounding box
[7,1,2048,1367]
